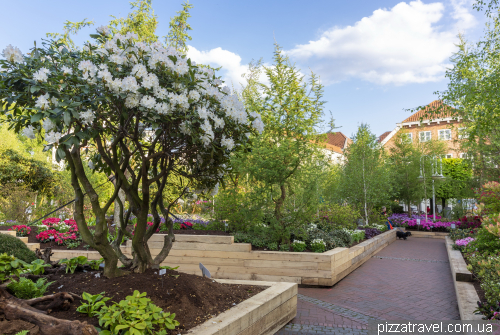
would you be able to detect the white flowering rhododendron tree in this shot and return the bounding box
[0,29,263,278]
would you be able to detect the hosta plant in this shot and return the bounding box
[24,259,51,275]
[0,253,25,282]
[96,290,179,334]
[59,256,88,274]
[76,291,110,317]
[0,27,263,276]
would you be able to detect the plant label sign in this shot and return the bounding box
[159,269,166,276]
[199,262,211,278]
[451,224,456,229]
[416,219,420,225]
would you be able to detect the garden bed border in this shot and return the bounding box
[45,229,397,287]
[188,280,297,335]
[444,236,482,321]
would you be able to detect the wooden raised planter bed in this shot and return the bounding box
[444,236,483,321]
[188,280,297,335]
[46,229,397,286]
[403,229,449,239]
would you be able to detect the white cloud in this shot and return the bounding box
[187,46,249,89]
[287,0,477,85]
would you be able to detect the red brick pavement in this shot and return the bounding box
[289,238,460,328]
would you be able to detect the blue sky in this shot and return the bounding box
[0,0,487,138]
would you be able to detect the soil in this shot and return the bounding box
[473,279,488,306]
[2,268,266,334]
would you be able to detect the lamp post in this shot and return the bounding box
[418,156,445,222]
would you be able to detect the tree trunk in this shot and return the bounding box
[0,287,97,335]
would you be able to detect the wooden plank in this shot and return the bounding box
[17,237,28,244]
[165,256,245,267]
[238,296,297,335]
[1,231,16,237]
[318,278,334,286]
[182,270,302,284]
[158,249,330,262]
[187,282,297,335]
[301,278,319,285]
[170,263,332,278]
[243,259,318,270]
[146,242,252,252]
[445,236,473,282]
[148,234,234,244]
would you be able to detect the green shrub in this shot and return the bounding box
[86,258,104,271]
[292,240,306,252]
[0,233,37,263]
[267,242,278,251]
[59,256,88,274]
[310,239,326,253]
[96,290,179,335]
[7,277,53,299]
[449,228,478,242]
[307,228,347,250]
[0,253,25,282]
[465,228,500,253]
[77,291,111,317]
[318,204,360,230]
[24,259,51,275]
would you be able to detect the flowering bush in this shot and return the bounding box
[292,240,306,252]
[357,227,381,239]
[343,229,365,244]
[180,221,193,229]
[9,225,31,237]
[310,239,326,253]
[476,181,500,215]
[0,27,265,275]
[454,237,475,251]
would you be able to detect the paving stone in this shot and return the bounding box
[278,237,460,334]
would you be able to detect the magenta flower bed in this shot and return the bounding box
[36,217,79,245]
[455,237,475,247]
[388,213,461,231]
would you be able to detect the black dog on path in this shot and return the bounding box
[396,230,412,240]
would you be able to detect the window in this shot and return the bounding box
[404,133,413,143]
[445,153,453,158]
[459,153,468,159]
[458,128,468,139]
[438,129,452,140]
[419,131,431,142]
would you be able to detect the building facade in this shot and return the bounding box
[379,100,467,158]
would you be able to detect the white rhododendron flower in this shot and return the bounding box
[35,93,50,110]
[96,25,111,36]
[22,125,36,139]
[45,131,62,144]
[2,44,23,63]
[33,68,50,82]
[221,135,234,150]
[43,118,56,132]
[140,95,156,109]
[79,109,96,126]
[61,66,72,75]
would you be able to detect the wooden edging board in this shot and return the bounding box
[444,236,482,321]
[47,229,397,287]
[402,229,449,239]
[188,280,297,335]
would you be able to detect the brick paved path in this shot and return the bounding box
[277,237,459,335]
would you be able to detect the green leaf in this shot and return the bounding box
[63,111,71,126]
[30,113,43,122]
[30,86,40,93]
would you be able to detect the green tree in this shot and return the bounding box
[109,0,158,44]
[435,158,474,207]
[388,131,423,217]
[46,19,95,49]
[340,124,392,224]
[165,1,194,53]
[231,43,326,244]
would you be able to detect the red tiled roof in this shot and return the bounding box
[378,131,391,143]
[402,100,454,123]
[325,132,351,149]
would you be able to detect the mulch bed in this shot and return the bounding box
[2,267,266,334]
